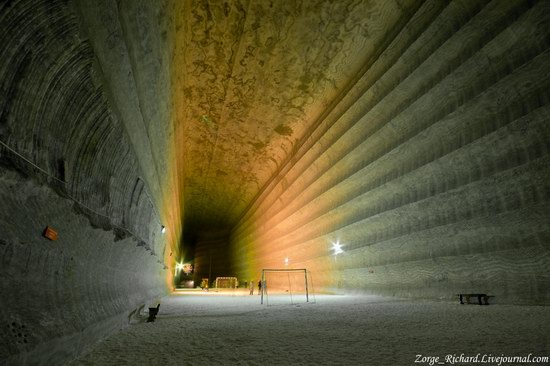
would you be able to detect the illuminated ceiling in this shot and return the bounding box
[171,0,419,232]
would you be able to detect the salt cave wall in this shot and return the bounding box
[0,0,173,364]
[230,0,550,304]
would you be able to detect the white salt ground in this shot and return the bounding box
[69,290,549,366]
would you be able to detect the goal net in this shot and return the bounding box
[261,269,315,305]
[214,277,238,288]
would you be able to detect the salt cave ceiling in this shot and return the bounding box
[169,0,419,231]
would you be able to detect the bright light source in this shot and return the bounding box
[332,240,344,255]
[175,261,184,276]
[161,226,166,234]
[284,257,289,265]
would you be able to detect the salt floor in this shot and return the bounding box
[69,290,549,365]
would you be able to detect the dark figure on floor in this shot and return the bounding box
[147,304,160,322]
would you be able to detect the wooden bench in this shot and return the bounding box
[458,293,493,305]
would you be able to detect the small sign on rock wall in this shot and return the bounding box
[43,226,58,241]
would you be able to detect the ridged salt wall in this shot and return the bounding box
[230,0,550,304]
[0,1,169,364]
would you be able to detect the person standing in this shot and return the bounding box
[249,280,254,295]
[258,279,262,295]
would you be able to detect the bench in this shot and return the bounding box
[458,294,493,305]
[147,304,160,322]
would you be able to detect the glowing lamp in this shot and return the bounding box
[332,240,343,255]
[161,226,166,234]
[174,261,185,276]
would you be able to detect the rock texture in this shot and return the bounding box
[0,0,172,364]
[229,0,550,304]
[0,169,165,365]
[0,0,549,364]
[171,0,423,233]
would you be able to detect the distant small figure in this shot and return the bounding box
[249,280,254,295]
[258,279,262,295]
[200,278,209,291]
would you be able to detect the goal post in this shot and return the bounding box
[261,268,314,305]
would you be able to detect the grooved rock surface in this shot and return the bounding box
[0,169,166,364]
[0,0,170,363]
[229,0,550,304]
[172,0,422,231]
[1,0,549,364]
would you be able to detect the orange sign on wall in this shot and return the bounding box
[43,226,58,241]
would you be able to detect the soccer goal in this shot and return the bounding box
[214,277,238,289]
[261,269,315,305]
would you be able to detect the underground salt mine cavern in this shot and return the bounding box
[1,0,549,365]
